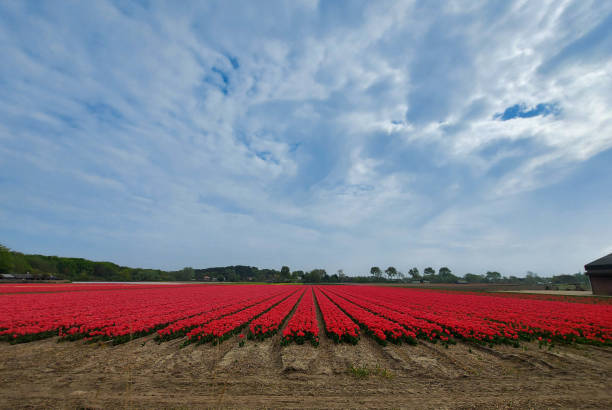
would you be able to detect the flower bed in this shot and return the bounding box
[282,287,319,346]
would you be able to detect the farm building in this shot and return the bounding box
[585,252,612,296]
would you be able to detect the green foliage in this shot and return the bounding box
[348,364,394,379]
[408,267,421,281]
[464,273,485,283]
[431,266,458,283]
[0,243,591,286]
[292,270,304,281]
[176,267,195,281]
[0,244,13,274]
[280,266,291,281]
[551,273,589,285]
[303,269,327,283]
[385,266,398,280]
[485,271,502,282]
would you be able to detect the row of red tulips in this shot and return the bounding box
[185,289,300,345]
[282,287,319,346]
[0,285,294,344]
[155,287,290,342]
[319,288,415,345]
[2,284,610,348]
[249,288,305,340]
[324,287,447,343]
[1,287,207,343]
[330,286,612,346]
[313,287,359,344]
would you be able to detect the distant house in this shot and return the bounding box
[585,252,612,296]
[1,273,15,280]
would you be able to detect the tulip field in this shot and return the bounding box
[1,283,610,348]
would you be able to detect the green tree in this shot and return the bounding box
[385,266,398,280]
[280,266,291,281]
[464,273,485,283]
[0,244,14,274]
[485,271,502,282]
[370,266,382,280]
[177,267,195,281]
[307,269,326,283]
[12,254,32,275]
[437,267,458,283]
[551,274,578,284]
[292,270,304,281]
[423,267,435,279]
[408,267,421,281]
[524,271,540,285]
[337,269,346,282]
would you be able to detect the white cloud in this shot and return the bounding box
[1,0,611,275]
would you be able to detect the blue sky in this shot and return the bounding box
[1,1,611,276]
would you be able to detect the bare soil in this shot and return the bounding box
[1,330,611,409]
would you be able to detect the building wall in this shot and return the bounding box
[588,274,612,296]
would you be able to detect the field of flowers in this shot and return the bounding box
[0,284,610,347]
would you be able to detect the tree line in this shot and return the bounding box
[0,245,335,283]
[366,265,589,286]
[0,244,588,285]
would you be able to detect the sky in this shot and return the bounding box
[1,0,612,277]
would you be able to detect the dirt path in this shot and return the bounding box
[1,335,611,408]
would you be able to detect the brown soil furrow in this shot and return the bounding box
[1,312,611,409]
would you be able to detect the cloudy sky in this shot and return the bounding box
[1,1,611,276]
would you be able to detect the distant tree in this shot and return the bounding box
[485,271,502,282]
[337,269,346,282]
[225,268,238,282]
[464,273,485,283]
[280,266,291,281]
[93,262,117,281]
[292,270,304,281]
[307,269,327,283]
[397,271,406,282]
[370,266,382,280]
[177,267,195,281]
[524,271,543,285]
[423,267,435,279]
[408,267,421,281]
[551,274,577,284]
[436,267,458,283]
[572,272,589,285]
[385,266,398,280]
[0,244,13,274]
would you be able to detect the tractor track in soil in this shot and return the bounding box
[1,327,611,408]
